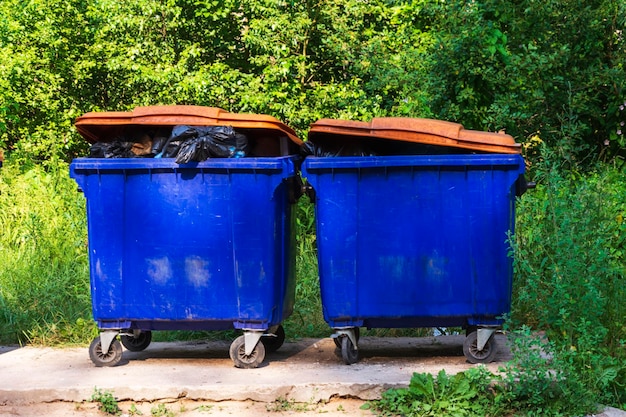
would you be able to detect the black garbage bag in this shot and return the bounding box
[154,125,249,163]
[152,135,183,159]
[300,139,376,157]
[89,141,137,158]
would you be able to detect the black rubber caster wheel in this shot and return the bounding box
[229,335,266,369]
[261,325,285,353]
[463,331,498,364]
[341,335,359,365]
[120,330,152,352]
[89,337,123,367]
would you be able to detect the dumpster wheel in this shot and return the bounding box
[89,337,123,367]
[341,336,359,365]
[463,331,498,364]
[261,325,285,353]
[121,330,152,352]
[229,335,265,369]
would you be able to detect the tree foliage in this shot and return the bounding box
[0,0,624,167]
[425,0,626,166]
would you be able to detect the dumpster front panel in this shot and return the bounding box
[70,157,297,330]
[302,154,524,328]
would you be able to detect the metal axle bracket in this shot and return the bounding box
[477,328,497,351]
[243,331,264,356]
[333,328,358,350]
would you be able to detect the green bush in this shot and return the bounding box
[511,149,626,407]
[513,154,626,351]
[370,327,613,417]
[497,326,600,416]
[370,367,502,417]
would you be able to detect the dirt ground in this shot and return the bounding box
[0,398,374,417]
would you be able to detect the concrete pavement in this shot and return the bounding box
[0,335,505,405]
[0,334,624,417]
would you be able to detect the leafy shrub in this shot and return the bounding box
[513,154,626,347]
[369,367,504,417]
[511,148,626,408]
[283,196,328,338]
[370,329,609,417]
[497,327,600,416]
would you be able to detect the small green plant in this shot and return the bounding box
[369,327,617,417]
[129,403,143,415]
[370,367,500,417]
[150,403,175,417]
[266,396,313,412]
[195,404,213,413]
[90,388,121,415]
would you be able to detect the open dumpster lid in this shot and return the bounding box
[308,117,521,154]
[75,105,303,146]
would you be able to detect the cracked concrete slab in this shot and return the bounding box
[0,335,506,405]
[0,334,623,417]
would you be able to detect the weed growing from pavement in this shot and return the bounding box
[150,403,174,417]
[266,396,315,412]
[195,404,213,413]
[90,388,121,415]
[365,367,500,417]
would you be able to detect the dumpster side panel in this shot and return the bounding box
[302,155,523,329]
[70,158,297,330]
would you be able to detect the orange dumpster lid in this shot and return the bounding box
[75,105,303,145]
[308,117,521,154]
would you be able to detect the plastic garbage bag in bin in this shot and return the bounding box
[300,138,376,157]
[156,125,249,163]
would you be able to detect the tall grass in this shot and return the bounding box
[283,196,328,338]
[0,157,94,345]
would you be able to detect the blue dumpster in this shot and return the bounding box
[301,118,528,364]
[70,106,302,368]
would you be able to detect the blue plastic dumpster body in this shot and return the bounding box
[301,154,525,363]
[70,156,298,367]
